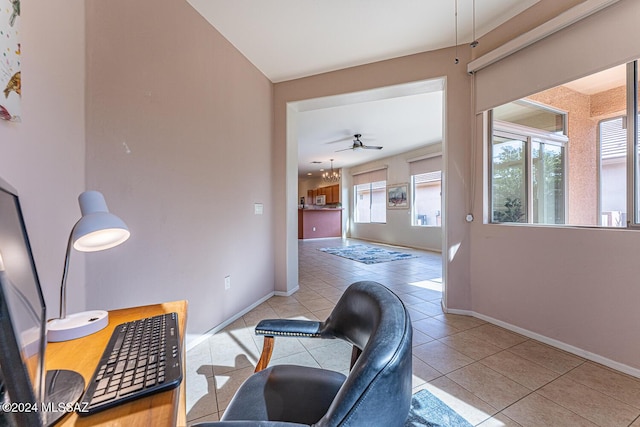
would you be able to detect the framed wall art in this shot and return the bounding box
[1,0,21,122]
[387,183,408,209]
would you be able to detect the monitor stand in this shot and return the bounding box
[43,369,84,426]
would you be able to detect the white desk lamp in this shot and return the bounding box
[47,191,130,342]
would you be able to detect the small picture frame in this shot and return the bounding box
[387,183,409,209]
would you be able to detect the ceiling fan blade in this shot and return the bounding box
[335,147,354,152]
[363,145,383,150]
[324,136,353,145]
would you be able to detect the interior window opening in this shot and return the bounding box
[489,61,640,228]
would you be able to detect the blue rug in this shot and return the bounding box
[405,389,473,427]
[318,244,417,264]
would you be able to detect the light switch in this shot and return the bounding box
[254,203,264,215]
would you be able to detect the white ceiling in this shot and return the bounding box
[187,0,539,83]
[294,79,444,176]
[186,0,540,178]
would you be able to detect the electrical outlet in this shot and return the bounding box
[224,275,231,290]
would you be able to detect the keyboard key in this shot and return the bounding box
[119,382,144,396]
[95,378,109,391]
[90,391,117,406]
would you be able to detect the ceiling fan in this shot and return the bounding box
[336,134,383,152]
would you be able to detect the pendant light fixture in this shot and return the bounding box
[322,159,341,183]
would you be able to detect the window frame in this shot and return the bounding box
[597,114,629,228]
[627,61,639,228]
[487,60,640,229]
[411,171,442,227]
[353,180,387,224]
[490,119,568,224]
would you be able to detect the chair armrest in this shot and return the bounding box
[253,319,326,373]
[255,319,323,338]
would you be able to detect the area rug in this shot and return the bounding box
[405,389,473,427]
[318,244,417,264]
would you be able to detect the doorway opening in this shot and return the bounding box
[286,78,447,301]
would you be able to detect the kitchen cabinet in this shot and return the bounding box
[330,185,339,204]
[307,189,318,204]
[324,184,339,203]
[307,185,339,205]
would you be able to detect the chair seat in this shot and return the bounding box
[196,282,413,427]
[221,365,347,425]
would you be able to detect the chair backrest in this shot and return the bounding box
[315,281,413,427]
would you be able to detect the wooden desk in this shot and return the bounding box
[45,300,188,427]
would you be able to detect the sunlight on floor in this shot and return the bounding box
[421,385,498,426]
[215,375,230,389]
[430,388,504,427]
[409,279,443,292]
[186,239,640,426]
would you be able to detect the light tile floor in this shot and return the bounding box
[186,238,640,426]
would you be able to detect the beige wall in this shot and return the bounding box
[84,0,274,341]
[274,47,472,309]
[0,1,86,316]
[471,0,640,373]
[4,0,637,377]
[347,145,443,252]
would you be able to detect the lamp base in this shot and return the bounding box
[47,310,109,342]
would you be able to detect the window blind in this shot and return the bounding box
[409,155,442,176]
[352,168,387,185]
[473,0,639,113]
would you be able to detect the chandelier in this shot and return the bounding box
[322,159,341,183]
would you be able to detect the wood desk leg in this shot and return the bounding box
[255,336,274,372]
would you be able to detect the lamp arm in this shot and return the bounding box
[59,223,77,319]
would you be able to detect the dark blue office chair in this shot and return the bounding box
[194,281,413,427]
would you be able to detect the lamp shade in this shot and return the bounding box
[71,191,130,252]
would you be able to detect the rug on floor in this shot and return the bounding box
[318,244,417,264]
[405,389,473,427]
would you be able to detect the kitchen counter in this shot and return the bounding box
[300,207,343,210]
[298,208,342,239]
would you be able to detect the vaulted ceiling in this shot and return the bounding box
[186,0,540,177]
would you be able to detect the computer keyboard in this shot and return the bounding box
[78,312,182,415]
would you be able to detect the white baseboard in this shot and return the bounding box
[274,285,299,297]
[186,291,275,351]
[444,308,640,379]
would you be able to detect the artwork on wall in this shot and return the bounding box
[387,183,409,209]
[0,0,21,122]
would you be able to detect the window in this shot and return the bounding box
[491,102,567,224]
[412,172,441,226]
[353,168,387,224]
[491,133,527,223]
[409,154,442,227]
[599,117,627,227]
[488,61,640,228]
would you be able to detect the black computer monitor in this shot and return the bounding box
[0,177,47,426]
[0,178,84,426]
